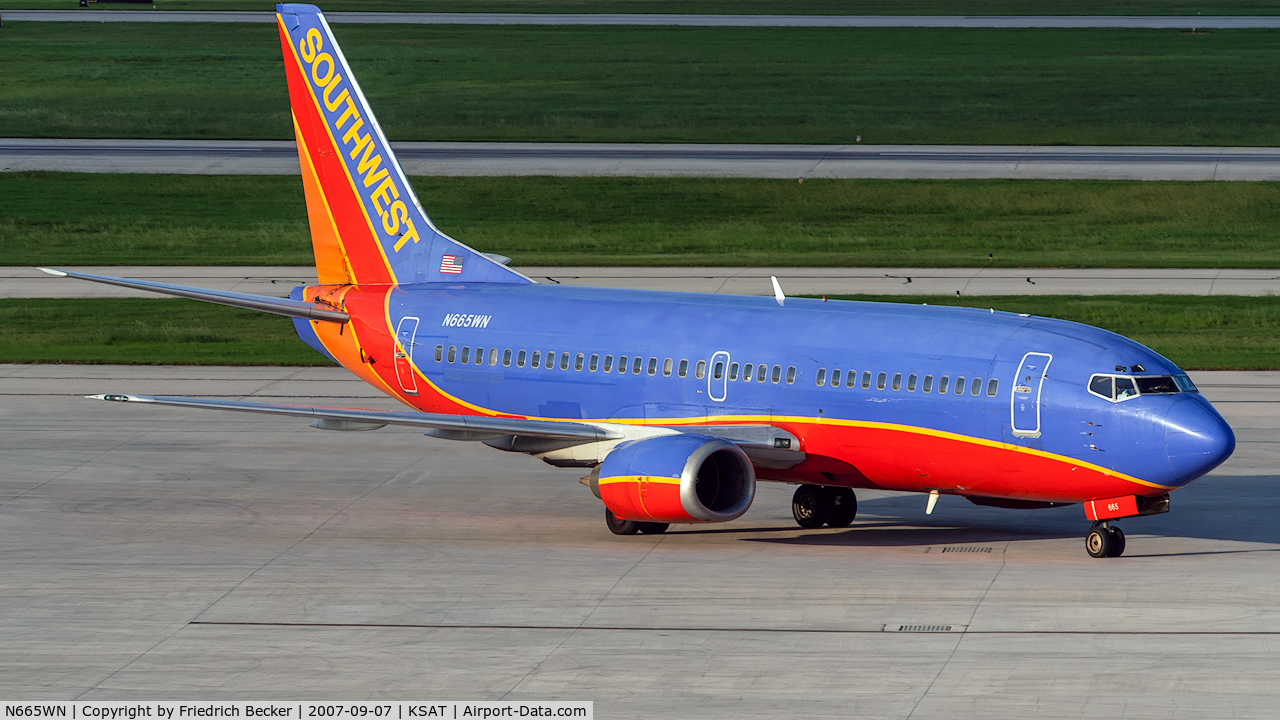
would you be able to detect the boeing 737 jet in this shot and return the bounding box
[43,3,1236,558]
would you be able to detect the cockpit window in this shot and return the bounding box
[1135,376,1179,394]
[1088,372,1195,402]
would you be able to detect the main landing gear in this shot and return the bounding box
[1085,521,1126,558]
[792,485,858,529]
[605,509,669,536]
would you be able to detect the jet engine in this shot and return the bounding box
[588,434,756,524]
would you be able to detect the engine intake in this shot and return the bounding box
[595,434,756,524]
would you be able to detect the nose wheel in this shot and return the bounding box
[792,485,858,529]
[1085,522,1126,558]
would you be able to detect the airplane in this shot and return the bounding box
[41,3,1235,559]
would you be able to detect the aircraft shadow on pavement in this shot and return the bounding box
[685,473,1280,549]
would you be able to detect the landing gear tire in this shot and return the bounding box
[824,488,858,528]
[1108,526,1126,557]
[606,509,639,535]
[792,485,827,529]
[638,522,669,534]
[1086,525,1118,558]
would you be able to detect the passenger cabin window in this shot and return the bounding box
[986,378,998,396]
[816,368,827,386]
[743,363,754,382]
[714,361,725,380]
[516,350,526,367]
[758,364,768,383]
[786,366,797,384]
[861,371,872,389]
[647,357,658,376]
[729,362,739,381]
[771,365,782,384]
[678,359,688,378]
[847,370,857,388]
[448,345,457,363]
[560,353,570,370]
[589,354,599,372]
[970,377,982,396]
[923,375,934,393]
[955,376,966,395]
[633,357,643,375]
[938,376,950,394]
[831,369,841,387]
[907,374,918,392]
[618,356,627,373]
[575,353,585,371]
[531,351,541,368]
[664,358,673,377]
[876,372,887,390]
[604,355,614,373]
[696,360,707,379]
[476,348,485,365]
[461,347,471,364]
[892,373,902,391]
[435,345,444,362]
[489,349,498,366]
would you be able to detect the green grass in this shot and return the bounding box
[828,294,1280,370]
[4,23,1280,145]
[2,0,1275,13]
[0,298,329,365]
[5,173,1280,268]
[2,296,1275,369]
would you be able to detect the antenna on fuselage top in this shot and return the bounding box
[771,276,786,307]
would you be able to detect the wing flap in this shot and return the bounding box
[89,393,620,441]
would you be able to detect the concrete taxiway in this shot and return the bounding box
[7,139,1280,181]
[7,265,1280,299]
[6,10,1278,28]
[1,363,1278,715]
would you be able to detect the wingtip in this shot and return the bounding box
[37,267,68,277]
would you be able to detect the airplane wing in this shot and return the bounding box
[89,394,622,441]
[37,268,348,324]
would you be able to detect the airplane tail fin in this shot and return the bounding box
[276,4,530,286]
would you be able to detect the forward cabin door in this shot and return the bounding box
[394,316,420,396]
[1010,352,1052,437]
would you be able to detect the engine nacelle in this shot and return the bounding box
[595,434,756,524]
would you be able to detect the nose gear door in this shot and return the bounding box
[1011,352,1052,438]
[394,316,420,396]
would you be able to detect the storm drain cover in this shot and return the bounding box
[893,625,955,632]
[941,546,993,553]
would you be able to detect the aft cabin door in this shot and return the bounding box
[394,316,420,396]
[1011,352,1052,437]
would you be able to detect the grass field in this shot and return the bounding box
[4,23,1279,145]
[2,0,1276,13]
[3,295,1276,369]
[0,298,327,365]
[5,173,1280,268]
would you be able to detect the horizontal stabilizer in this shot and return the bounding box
[38,268,349,323]
[88,393,622,441]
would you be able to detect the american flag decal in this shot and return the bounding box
[439,255,464,275]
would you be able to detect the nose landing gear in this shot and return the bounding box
[1085,522,1126,558]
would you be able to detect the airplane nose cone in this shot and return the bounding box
[1164,396,1235,484]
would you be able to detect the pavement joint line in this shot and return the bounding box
[185,621,1280,635]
